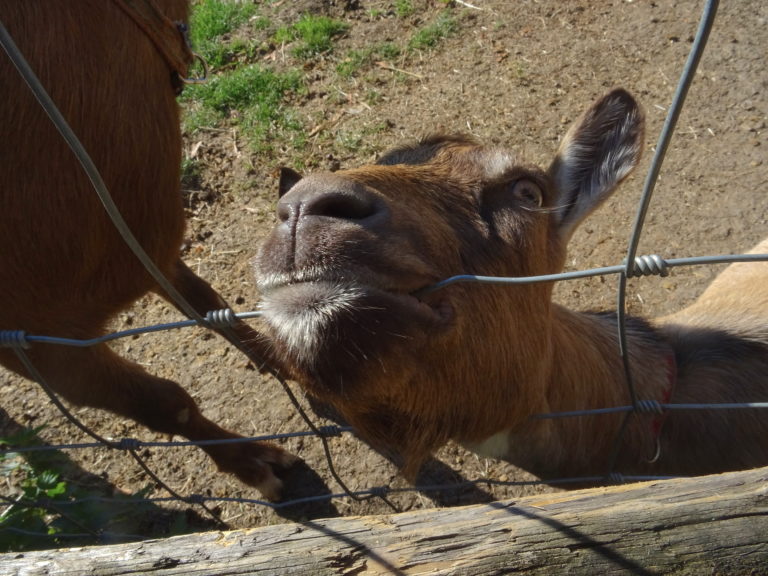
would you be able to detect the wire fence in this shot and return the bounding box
[1,0,767,551]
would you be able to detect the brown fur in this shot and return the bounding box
[0,1,293,500]
[255,89,768,483]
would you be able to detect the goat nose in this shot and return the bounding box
[277,179,382,224]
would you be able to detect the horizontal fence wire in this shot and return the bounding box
[1,0,765,551]
[4,426,354,454]
[416,252,768,294]
[3,247,768,544]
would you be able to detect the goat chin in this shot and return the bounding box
[259,279,453,385]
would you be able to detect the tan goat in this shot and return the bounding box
[0,1,292,499]
[255,89,768,483]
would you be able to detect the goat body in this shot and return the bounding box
[0,1,292,499]
[255,89,768,482]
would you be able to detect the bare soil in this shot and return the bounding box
[2,0,766,541]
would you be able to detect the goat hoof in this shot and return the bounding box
[218,441,300,501]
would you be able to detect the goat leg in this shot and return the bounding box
[2,342,295,500]
[160,259,279,373]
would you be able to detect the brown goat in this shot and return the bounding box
[255,89,768,484]
[0,1,293,499]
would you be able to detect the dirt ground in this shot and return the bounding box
[2,0,766,541]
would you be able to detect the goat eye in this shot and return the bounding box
[479,178,543,222]
[510,179,543,208]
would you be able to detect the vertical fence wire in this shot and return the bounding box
[610,0,720,474]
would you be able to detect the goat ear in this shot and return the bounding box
[278,167,303,198]
[547,89,644,241]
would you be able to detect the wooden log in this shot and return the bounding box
[3,466,767,575]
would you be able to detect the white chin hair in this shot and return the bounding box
[259,282,364,364]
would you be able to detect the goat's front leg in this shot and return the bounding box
[3,343,296,500]
[160,259,278,373]
[144,259,301,495]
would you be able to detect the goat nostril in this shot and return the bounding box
[304,191,378,221]
[277,177,384,224]
[277,202,292,223]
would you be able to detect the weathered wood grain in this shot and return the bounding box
[3,467,767,575]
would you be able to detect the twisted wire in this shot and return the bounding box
[629,255,669,278]
[204,308,238,329]
[634,399,665,415]
[0,330,30,349]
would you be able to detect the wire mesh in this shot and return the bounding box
[1,0,766,551]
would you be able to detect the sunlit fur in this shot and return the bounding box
[0,1,293,500]
[256,89,768,484]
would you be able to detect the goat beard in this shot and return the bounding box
[258,280,442,397]
[259,280,458,477]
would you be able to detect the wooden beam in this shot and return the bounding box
[3,466,767,575]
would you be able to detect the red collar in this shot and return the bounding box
[648,352,677,463]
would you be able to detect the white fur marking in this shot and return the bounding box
[462,430,510,459]
[260,283,363,364]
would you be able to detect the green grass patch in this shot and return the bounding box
[183,65,304,150]
[189,0,266,68]
[395,0,415,18]
[274,15,349,58]
[190,0,258,42]
[1,427,190,552]
[189,65,299,113]
[408,11,458,52]
[336,42,401,78]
